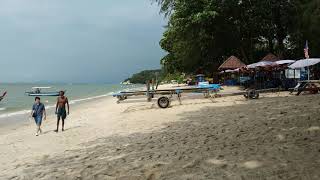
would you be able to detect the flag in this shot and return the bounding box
[304,40,310,59]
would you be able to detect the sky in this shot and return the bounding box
[0,0,166,83]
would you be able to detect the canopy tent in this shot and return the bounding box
[275,60,296,65]
[260,53,280,62]
[247,61,275,69]
[246,59,295,69]
[218,56,246,70]
[289,58,320,69]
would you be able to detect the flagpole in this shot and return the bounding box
[305,40,310,81]
[308,66,310,80]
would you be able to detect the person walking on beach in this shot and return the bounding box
[31,97,46,136]
[55,91,69,132]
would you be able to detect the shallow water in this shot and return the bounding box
[0,83,141,126]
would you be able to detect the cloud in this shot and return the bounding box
[0,0,166,83]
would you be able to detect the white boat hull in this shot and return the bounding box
[25,92,60,97]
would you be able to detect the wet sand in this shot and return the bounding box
[1,88,320,179]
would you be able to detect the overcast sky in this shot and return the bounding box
[0,0,166,83]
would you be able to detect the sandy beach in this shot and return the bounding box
[1,86,320,179]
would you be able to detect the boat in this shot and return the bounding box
[0,91,7,102]
[25,87,62,97]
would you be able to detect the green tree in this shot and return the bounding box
[154,0,320,74]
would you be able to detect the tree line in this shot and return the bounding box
[124,70,162,84]
[153,0,320,75]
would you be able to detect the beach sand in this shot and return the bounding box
[1,86,320,179]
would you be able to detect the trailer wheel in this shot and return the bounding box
[246,90,259,99]
[158,96,170,108]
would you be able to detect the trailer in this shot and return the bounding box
[113,84,282,109]
[113,85,222,108]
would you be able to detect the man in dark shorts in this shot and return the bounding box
[31,97,46,136]
[55,91,70,132]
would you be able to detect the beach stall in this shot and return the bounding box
[288,58,320,95]
[243,53,298,90]
[218,56,246,86]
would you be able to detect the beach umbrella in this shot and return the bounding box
[247,61,275,69]
[275,60,296,65]
[288,58,320,69]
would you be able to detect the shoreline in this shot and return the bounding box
[0,92,114,118]
[0,95,116,136]
[0,83,145,133]
[0,83,142,119]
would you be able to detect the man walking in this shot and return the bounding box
[55,91,69,132]
[31,97,46,136]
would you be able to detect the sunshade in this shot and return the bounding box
[247,61,275,69]
[288,58,320,69]
[275,60,296,65]
[221,69,240,73]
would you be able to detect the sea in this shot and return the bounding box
[0,83,140,130]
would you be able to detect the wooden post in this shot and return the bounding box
[155,72,159,90]
[152,78,155,91]
[146,81,151,102]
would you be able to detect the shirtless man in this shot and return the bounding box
[55,91,69,132]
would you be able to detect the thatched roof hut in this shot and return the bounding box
[218,56,246,70]
[260,53,279,62]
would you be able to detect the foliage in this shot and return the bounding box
[161,72,185,84]
[154,0,320,75]
[124,69,162,84]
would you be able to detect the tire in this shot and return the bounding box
[247,90,259,99]
[157,96,170,109]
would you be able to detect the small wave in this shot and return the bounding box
[0,88,129,119]
[69,92,113,105]
[0,109,30,118]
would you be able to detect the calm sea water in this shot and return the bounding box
[0,83,139,118]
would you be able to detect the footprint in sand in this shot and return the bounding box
[276,134,285,141]
[206,159,228,167]
[307,126,320,131]
[242,161,263,169]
